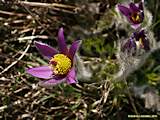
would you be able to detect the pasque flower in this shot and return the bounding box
[27,28,81,87]
[122,29,150,54]
[133,29,150,51]
[117,0,144,29]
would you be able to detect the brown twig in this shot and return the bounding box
[0,41,31,75]
[0,28,36,75]
[0,10,26,17]
[18,1,76,9]
[16,1,79,14]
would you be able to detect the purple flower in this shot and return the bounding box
[26,28,81,87]
[133,29,150,51]
[122,29,150,54]
[117,0,144,29]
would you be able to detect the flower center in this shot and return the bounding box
[131,12,142,23]
[50,54,71,75]
[139,37,144,48]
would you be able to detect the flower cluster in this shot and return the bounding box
[27,28,80,87]
[26,1,151,87]
[117,0,150,54]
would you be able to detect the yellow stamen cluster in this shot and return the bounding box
[50,54,71,75]
[139,37,144,48]
[131,13,141,22]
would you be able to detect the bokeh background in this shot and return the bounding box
[0,0,160,119]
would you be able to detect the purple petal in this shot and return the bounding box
[26,66,52,79]
[117,4,131,16]
[131,24,141,29]
[143,39,150,51]
[138,1,143,10]
[34,41,58,59]
[69,40,81,60]
[121,38,136,53]
[134,29,145,40]
[139,29,145,35]
[58,27,68,54]
[129,2,139,12]
[66,68,77,84]
[39,78,65,87]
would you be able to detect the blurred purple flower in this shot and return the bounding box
[122,29,150,55]
[133,29,150,51]
[26,28,81,87]
[117,0,144,29]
